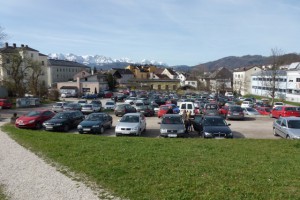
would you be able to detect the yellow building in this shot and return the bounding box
[126,64,157,79]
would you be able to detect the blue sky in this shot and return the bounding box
[1,0,300,66]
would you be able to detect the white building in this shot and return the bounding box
[285,63,300,102]
[251,70,287,99]
[233,66,261,95]
[47,59,90,87]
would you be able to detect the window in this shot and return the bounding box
[289,79,293,82]
[296,78,300,82]
[41,61,44,66]
[31,53,33,58]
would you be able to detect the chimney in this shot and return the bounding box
[5,42,8,47]
[25,45,28,48]
[21,44,24,47]
[13,43,16,48]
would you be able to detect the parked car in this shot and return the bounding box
[241,101,253,108]
[273,117,300,139]
[52,102,70,112]
[63,103,82,111]
[78,99,87,107]
[77,113,113,134]
[15,110,55,129]
[195,115,233,138]
[104,91,113,98]
[226,105,244,120]
[115,113,146,136]
[270,106,300,118]
[203,103,219,116]
[0,99,12,109]
[124,97,137,105]
[43,110,85,132]
[242,107,261,116]
[219,106,229,116]
[165,104,180,114]
[178,102,196,116]
[157,105,170,118]
[256,107,272,115]
[90,100,102,111]
[61,93,72,98]
[159,114,186,138]
[81,103,101,114]
[136,105,155,117]
[114,104,137,117]
[81,93,98,99]
[111,94,128,102]
[104,101,116,110]
[273,102,284,108]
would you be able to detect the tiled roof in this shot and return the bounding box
[112,68,133,75]
[155,74,170,79]
[166,68,177,75]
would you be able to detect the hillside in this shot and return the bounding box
[191,54,300,72]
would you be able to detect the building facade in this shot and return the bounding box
[233,66,261,95]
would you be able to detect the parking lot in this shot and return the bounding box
[0,98,278,139]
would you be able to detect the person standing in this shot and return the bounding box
[187,110,193,132]
[166,106,174,114]
[182,110,189,133]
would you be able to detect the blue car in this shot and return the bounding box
[82,94,98,99]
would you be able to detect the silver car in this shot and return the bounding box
[115,113,146,136]
[81,104,100,114]
[52,102,69,112]
[242,107,260,116]
[273,117,300,139]
[159,114,186,138]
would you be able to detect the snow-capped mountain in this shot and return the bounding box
[48,53,167,67]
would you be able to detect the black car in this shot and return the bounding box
[111,94,128,102]
[136,105,155,117]
[77,113,113,134]
[43,110,85,132]
[114,104,137,117]
[193,115,233,139]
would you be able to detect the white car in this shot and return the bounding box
[241,101,253,108]
[273,102,284,108]
[104,101,116,110]
[115,113,146,136]
[124,97,137,105]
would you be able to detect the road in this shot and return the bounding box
[0,98,278,139]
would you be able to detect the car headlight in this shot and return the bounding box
[133,126,139,130]
[92,125,100,128]
[29,120,35,123]
[228,132,233,135]
[204,132,212,136]
[178,129,185,133]
[77,125,82,129]
[292,135,300,139]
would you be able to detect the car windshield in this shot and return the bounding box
[26,111,42,117]
[53,113,70,119]
[246,108,255,112]
[160,106,169,110]
[265,108,271,112]
[55,103,63,106]
[288,120,300,129]
[206,104,217,110]
[203,118,226,126]
[106,102,114,105]
[230,107,242,112]
[120,115,139,123]
[86,114,103,121]
[78,101,86,103]
[83,105,93,108]
[162,116,182,124]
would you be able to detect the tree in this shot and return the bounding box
[260,48,286,106]
[26,59,45,96]
[107,73,117,90]
[0,26,7,46]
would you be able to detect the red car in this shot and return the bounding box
[270,106,300,118]
[104,91,113,98]
[256,107,271,115]
[157,105,169,118]
[15,110,55,129]
[219,106,229,116]
[0,99,12,109]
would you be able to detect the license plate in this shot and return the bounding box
[215,137,225,139]
[83,128,91,131]
[19,122,24,125]
[168,134,177,138]
[46,126,53,129]
[233,113,239,115]
[122,131,131,134]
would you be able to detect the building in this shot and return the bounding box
[251,70,287,99]
[111,68,134,87]
[57,73,109,97]
[0,43,48,95]
[126,64,157,79]
[233,66,262,95]
[202,67,232,93]
[162,68,178,79]
[284,63,300,102]
[47,59,91,87]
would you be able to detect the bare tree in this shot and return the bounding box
[260,48,286,106]
[26,59,45,96]
[0,26,7,46]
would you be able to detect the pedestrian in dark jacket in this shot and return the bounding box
[166,106,174,114]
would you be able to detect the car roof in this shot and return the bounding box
[279,117,300,120]
[123,113,142,116]
[163,114,181,117]
[203,115,224,119]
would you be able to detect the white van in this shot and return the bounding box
[178,102,195,116]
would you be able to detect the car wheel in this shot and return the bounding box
[35,122,42,130]
[273,128,278,136]
[64,125,69,132]
[108,122,112,129]
[99,126,104,134]
[286,135,290,139]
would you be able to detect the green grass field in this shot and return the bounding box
[2,124,300,200]
[0,185,8,200]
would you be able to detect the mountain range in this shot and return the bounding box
[48,53,300,72]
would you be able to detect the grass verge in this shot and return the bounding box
[2,124,300,200]
[0,185,8,200]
